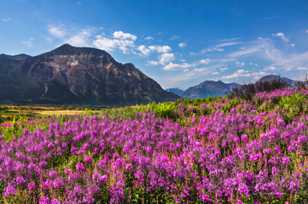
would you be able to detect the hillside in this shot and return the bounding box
[0,87,307,203]
[0,44,178,105]
[167,75,300,98]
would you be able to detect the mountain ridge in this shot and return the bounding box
[0,44,178,105]
[167,75,300,99]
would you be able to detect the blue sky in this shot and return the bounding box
[1,0,308,89]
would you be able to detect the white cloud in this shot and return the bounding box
[93,35,117,52]
[178,42,187,48]
[216,41,243,48]
[227,41,267,58]
[137,45,151,56]
[223,69,269,80]
[145,45,176,68]
[162,35,308,88]
[272,32,289,43]
[272,32,294,47]
[199,58,210,65]
[47,25,138,53]
[164,62,190,70]
[148,45,172,53]
[202,47,224,53]
[159,53,175,65]
[220,37,240,42]
[269,52,308,71]
[149,60,160,66]
[202,40,242,53]
[48,25,66,38]
[67,30,91,47]
[144,36,154,40]
[93,30,137,53]
[113,31,137,41]
[137,44,173,57]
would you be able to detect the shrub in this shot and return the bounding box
[148,102,177,118]
[278,93,307,122]
[222,98,240,113]
[230,79,288,100]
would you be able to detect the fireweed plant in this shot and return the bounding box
[0,88,307,203]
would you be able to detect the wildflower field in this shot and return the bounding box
[0,88,307,203]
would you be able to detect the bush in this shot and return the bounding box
[278,93,307,122]
[222,98,240,113]
[148,102,177,118]
[230,79,288,100]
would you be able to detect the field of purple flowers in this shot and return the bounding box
[0,88,307,203]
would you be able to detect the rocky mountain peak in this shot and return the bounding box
[0,44,178,105]
[40,44,112,59]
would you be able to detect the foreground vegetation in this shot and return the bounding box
[0,87,307,203]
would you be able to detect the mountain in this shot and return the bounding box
[182,80,240,99]
[166,88,185,97]
[167,74,299,99]
[257,74,296,86]
[0,44,178,105]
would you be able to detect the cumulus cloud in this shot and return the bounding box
[47,26,138,54]
[272,32,289,43]
[199,58,210,65]
[137,45,151,56]
[148,45,172,53]
[113,31,137,41]
[164,62,191,70]
[67,30,92,47]
[178,42,187,48]
[93,30,137,53]
[144,45,180,69]
[48,25,66,38]
[167,36,307,87]
[93,35,117,52]
[144,36,154,40]
[158,53,175,65]
[137,45,173,56]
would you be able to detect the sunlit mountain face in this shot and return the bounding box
[0,44,178,105]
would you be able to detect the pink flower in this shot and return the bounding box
[84,155,93,164]
[3,184,16,197]
[76,162,86,172]
[27,181,36,191]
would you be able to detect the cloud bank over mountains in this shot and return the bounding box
[32,24,308,88]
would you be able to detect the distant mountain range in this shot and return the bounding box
[165,88,185,97]
[257,74,296,86]
[0,44,303,104]
[0,44,178,105]
[167,75,299,99]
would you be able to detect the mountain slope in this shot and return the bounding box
[182,80,240,99]
[257,74,296,86]
[166,88,185,97]
[167,74,301,99]
[0,44,178,105]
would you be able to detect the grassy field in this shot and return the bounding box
[0,88,307,203]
